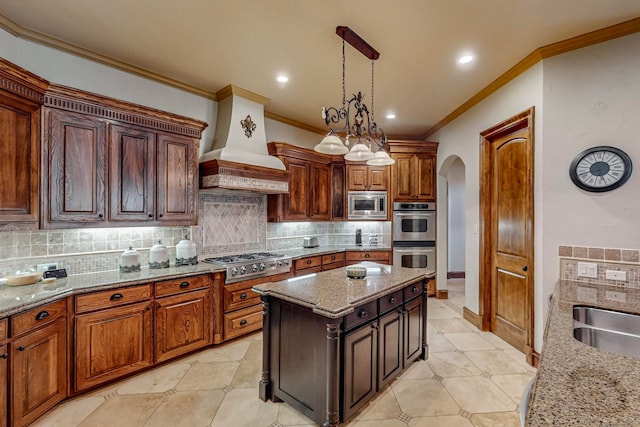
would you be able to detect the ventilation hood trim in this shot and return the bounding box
[199,159,289,194]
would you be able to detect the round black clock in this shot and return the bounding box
[569,146,632,192]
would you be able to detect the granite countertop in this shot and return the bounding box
[253,262,434,318]
[526,280,640,426]
[0,263,224,318]
[279,245,392,259]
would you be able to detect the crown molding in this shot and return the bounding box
[422,16,640,138]
[216,84,270,105]
[264,111,326,135]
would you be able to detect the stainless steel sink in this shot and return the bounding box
[573,306,640,359]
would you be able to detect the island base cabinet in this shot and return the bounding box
[74,301,153,392]
[404,296,424,364]
[378,310,403,389]
[343,322,378,421]
[10,318,67,427]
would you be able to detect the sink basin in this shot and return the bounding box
[573,306,640,359]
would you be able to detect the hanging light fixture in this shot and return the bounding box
[315,26,394,165]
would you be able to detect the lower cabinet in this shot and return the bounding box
[345,250,391,266]
[378,309,403,388]
[404,296,424,364]
[0,342,6,427]
[343,321,378,420]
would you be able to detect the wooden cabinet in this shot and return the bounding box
[74,287,153,392]
[388,141,438,202]
[403,292,424,365]
[343,321,378,420]
[378,309,403,389]
[0,319,7,427]
[0,59,48,231]
[295,252,346,274]
[41,84,205,229]
[155,275,212,362]
[321,252,345,271]
[267,142,340,222]
[345,250,391,265]
[346,164,389,191]
[9,300,67,427]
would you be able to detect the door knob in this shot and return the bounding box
[523,266,528,272]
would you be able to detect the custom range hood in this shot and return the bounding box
[199,85,289,193]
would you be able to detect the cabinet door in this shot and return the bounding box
[10,318,66,427]
[343,322,378,421]
[284,160,309,220]
[378,310,403,388]
[368,167,388,191]
[415,155,436,201]
[74,301,153,392]
[155,289,211,363]
[310,163,331,220]
[404,297,423,365]
[156,133,197,224]
[391,154,414,201]
[0,97,40,229]
[109,124,156,222]
[331,162,345,220]
[44,108,107,227]
[346,165,368,191]
[0,344,7,427]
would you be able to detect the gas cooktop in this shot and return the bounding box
[203,252,291,283]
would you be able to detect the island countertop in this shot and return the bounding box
[252,262,434,318]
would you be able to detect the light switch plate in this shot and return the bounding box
[577,262,598,278]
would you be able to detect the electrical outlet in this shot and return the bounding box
[577,286,598,303]
[605,290,626,303]
[36,262,59,272]
[605,270,627,281]
[577,262,598,278]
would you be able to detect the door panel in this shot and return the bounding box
[156,133,196,223]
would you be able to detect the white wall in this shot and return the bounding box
[447,158,466,272]
[265,118,322,149]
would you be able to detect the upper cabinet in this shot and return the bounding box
[0,59,49,231]
[41,84,206,229]
[267,142,344,222]
[346,164,389,191]
[388,141,438,202]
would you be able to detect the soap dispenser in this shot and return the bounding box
[149,240,170,269]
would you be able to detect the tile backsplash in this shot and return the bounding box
[559,245,640,289]
[0,190,390,277]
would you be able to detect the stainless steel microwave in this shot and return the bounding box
[347,191,387,220]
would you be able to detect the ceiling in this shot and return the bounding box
[1,1,639,139]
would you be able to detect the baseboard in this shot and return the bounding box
[530,349,541,368]
[435,289,448,299]
[447,271,465,279]
[463,306,481,329]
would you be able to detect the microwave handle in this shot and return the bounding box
[393,213,433,217]
[394,248,434,253]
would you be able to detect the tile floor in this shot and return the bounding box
[33,279,536,426]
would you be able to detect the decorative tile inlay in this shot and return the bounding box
[222,385,235,394]
[398,413,412,423]
[432,374,444,382]
[458,409,472,419]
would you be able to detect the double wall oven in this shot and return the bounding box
[392,202,436,272]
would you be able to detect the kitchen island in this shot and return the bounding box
[253,262,433,426]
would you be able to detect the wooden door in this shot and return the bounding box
[403,296,423,365]
[156,133,197,224]
[0,343,7,427]
[391,154,414,201]
[343,322,377,421]
[44,108,107,227]
[155,289,211,363]
[74,301,153,392]
[10,318,67,427]
[415,156,436,200]
[309,163,331,220]
[480,108,534,362]
[330,162,345,220]
[109,124,156,222]
[346,165,368,191]
[378,310,402,388]
[284,159,310,220]
[368,167,388,191]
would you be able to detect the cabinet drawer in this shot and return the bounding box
[322,252,345,265]
[11,299,67,337]
[404,282,423,302]
[0,318,6,342]
[344,300,378,331]
[321,261,344,272]
[75,284,151,314]
[345,251,390,262]
[379,290,403,314]
[155,274,211,298]
[295,255,322,271]
[224,282,261,312]
[223,305,263,341]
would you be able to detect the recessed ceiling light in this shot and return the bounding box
[457,54,474,65]
[276,75,289,83]
[386,113,396,119]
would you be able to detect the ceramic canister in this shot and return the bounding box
[149,240,170,269]
[120,247,141,273]
[175,236,197,266]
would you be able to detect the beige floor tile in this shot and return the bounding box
[277,402,316,425]
[427,333,456,353]
[210,388,279,427]
[230,357,262,388]
[503,347,537,373]
[427,352,482,377]
[77,393,166,427]
[400,359,435,380]
[470,411,521,427]
[191,339,251,362]
[476,331,518,350]
[117,362,191,394]
[427,303,459,320]
[444,332,496,351]
[429,318,475,333]
[353,387,401,420]
[31,396,105,427]
[143,390,224,427]
[490,373,535,403]
[443,377,515,413]
[409,415,474,426]
[392,379,460,417]
[243,339,263,361]
[464,350,530,375]
[175,361,239,390]
[346,419,407,427]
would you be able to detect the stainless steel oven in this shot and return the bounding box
[393,244,436,271]
[392,202,436,242]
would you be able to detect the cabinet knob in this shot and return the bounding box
[389,296,396,304]
[110,293,123,301]
[358,309,368,318]
[412,286,418,293]
[0,353,7,359]
[158,214,164,218]
[98,213,104,219]
[157,303,162,308]
[364,253,370,258]
[331,256,336,261]
[35,310,49,321]
[240,319,247,326]
[240,293,248,300]
[148,214,153,218]
[180,281,190,289]
[17,346,25,352]
[306,259,312,265]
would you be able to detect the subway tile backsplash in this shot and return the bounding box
[559,245,640,288]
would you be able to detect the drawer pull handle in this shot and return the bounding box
[306,259,312,265]
[110,293,123,301]
[98,213,104,219]
[331,256,336,260]
[0,353,7,359]
[148,214,153,218]
[358,310,368,318]
[240,293,248,300]
[35,311,49,321]
[240,319,247,326]
[159,214,164,218]
[364,253,370,258]
[17,346,25,352]
[412,286,418,293]
[180,282,190,289]
[389,296,396,304]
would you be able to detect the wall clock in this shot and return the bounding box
[569,146,632,192]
